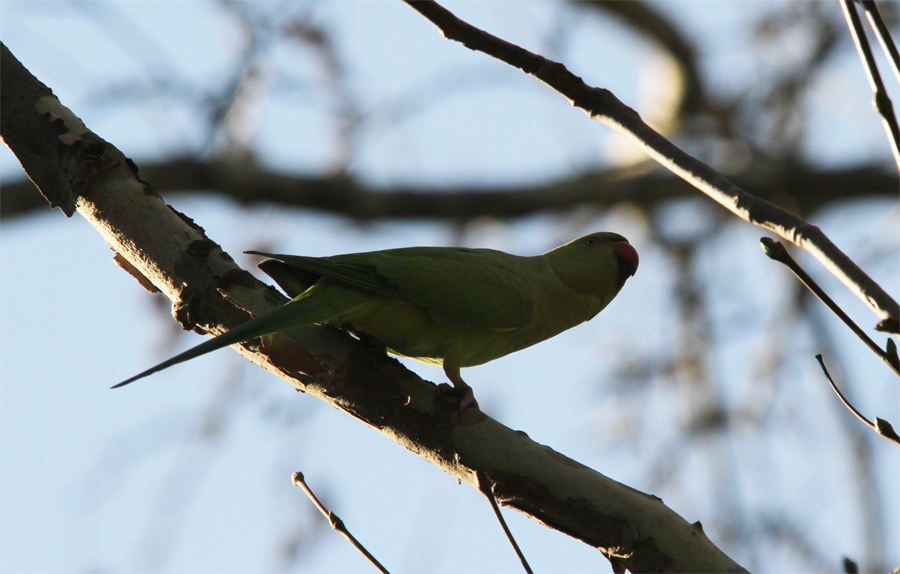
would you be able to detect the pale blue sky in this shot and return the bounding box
[2,2,898,573]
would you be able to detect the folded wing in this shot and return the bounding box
[250,247,533,330]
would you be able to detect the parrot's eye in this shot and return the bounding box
[584,237,598,247]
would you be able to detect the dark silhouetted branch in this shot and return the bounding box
[841,0,900,170]
[859,1,900,85]
[816,355,900,446]
[476,470,532,574]
[292,472,390,574]
[761,237,900,371]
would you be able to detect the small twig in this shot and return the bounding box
[858,0,900,86]
[816,355,900,446]
[841,0,900,171]
[476,470,533,574]
[760,238,900,378]
[291,472,390,574]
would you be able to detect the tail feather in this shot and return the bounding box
[113,286,355,389]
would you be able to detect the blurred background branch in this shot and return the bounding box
[2,156,896,221]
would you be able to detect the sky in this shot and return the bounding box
[1,1,898,573]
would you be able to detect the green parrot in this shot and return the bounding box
[114,232,638,405]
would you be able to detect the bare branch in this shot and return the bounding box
[859,0,900,85]
[760,237,900,375]
[815,355,900,446]
[402,0,899,328]
[840,0,900,170]
[292,472,389,574]
[476,470,532,574]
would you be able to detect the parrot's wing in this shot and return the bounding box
[256,260,319,298]
[250,248,533,330]
[369,249,533,329]
[249,251,410,302]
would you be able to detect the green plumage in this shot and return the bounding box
[114,232,638,393]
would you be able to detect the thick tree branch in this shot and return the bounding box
[1,43,746,573]
[403,0,899,330]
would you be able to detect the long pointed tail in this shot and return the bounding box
[113,288,345,389]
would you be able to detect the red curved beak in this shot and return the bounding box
[614,241,639,277]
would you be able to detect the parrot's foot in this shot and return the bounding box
[440,365,479,412]
[436,381,479,411]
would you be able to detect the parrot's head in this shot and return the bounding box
[545,232,638,301]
